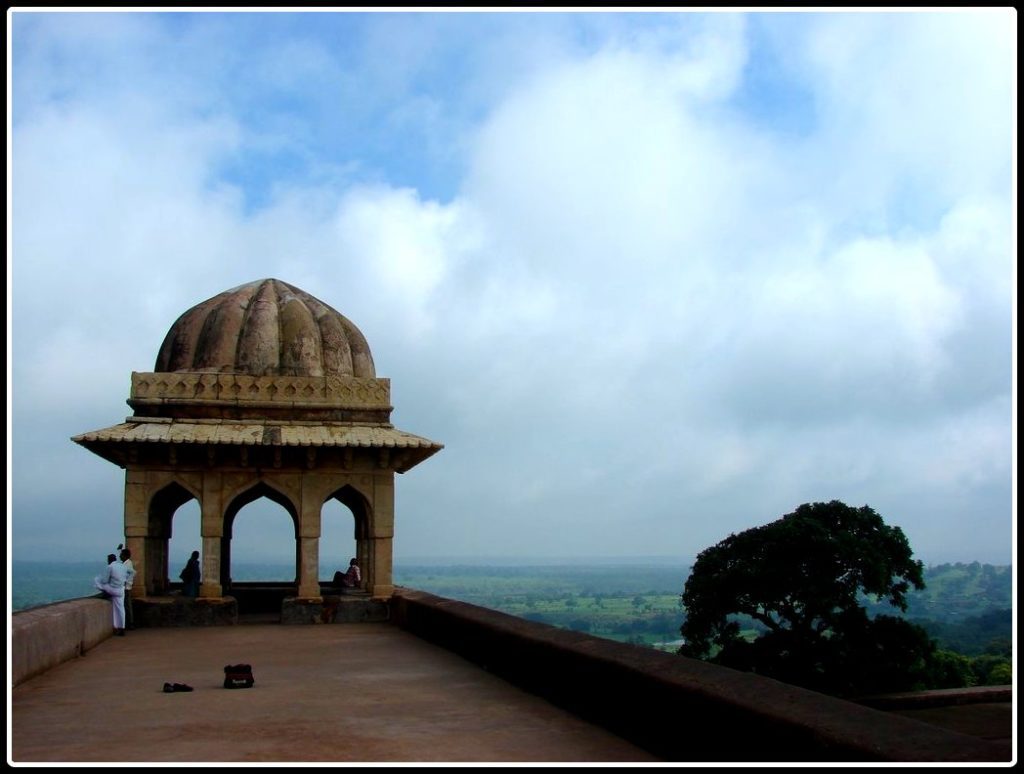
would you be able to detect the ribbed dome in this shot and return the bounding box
[155,279,375,378]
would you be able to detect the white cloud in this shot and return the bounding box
[931,196,1015,308]
[731,231,963,397]
[332,186,463,336]
[646,12,749,101]
[464,47,741,278]
[800,11,1014,226]
[10,12,1014,565]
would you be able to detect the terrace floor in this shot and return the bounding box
[9,620,1014,764]
[10,622,658,764]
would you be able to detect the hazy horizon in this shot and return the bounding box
[10,552,1012,570]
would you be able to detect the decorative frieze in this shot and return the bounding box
[131,372,391,409]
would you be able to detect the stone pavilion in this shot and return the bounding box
[72,278,443,608]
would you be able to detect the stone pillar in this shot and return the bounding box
[357,539,370,591]
[161,543,169,594]
[297,499,322,599]
[370,474,395,599]
[219,534,232,590]
[199,472,224,598]
[369,538,394,599]
[123,470,150,595]
[145,539,164,595]
[353,499,369,592]
[124,536,145,599]
[297,537,321,599]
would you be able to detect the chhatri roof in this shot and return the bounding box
[72,278,442,472]
[155,278,375,378]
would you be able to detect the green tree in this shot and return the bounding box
[970,654,1013,686]
[679,500,941,697]
[924,649,975,689]
[987,662,1012,685]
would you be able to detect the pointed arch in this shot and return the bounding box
[322,484,372,590]
[220,481,300,591]
[146,481,201,595]
[224,480,299,533]
[320,498,356,581]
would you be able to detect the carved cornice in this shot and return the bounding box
[130,372,391,409]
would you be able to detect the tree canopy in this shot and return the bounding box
[679,500,942,697]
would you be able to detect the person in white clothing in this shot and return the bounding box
[119,545,136,630]
[94,553,127,636]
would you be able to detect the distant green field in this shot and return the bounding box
[393,563,689,648]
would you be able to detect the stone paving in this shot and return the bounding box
[10,623,657,764]
[10,620,1014,764]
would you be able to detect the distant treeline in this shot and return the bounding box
[907,562,1011,619]
[396,561,1012,626]
[894,562,1011,660]
[860,562,1012,624]
[395,561,1013,657]
[914,607,1012,657]
[725,562,1012,651]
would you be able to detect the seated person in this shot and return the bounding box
[333,558,361,589]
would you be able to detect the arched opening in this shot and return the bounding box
[230,498,297,581]
[322,485,371,592]
[221,482,298,615]
[147,481,199,595]
[320,498,357,583]
[167,499,201,590]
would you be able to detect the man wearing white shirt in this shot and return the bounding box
[94,553,128,636]
[119,546,136,630]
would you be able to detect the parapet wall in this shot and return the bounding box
[390,588,1006,763]
[11,597,114,687]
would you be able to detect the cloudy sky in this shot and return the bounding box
[8,9,1016,572]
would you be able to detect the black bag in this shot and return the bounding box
[223,663,254,689]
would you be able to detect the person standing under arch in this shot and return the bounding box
[179,550,201,597]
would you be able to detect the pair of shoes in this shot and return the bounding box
[115,629,126,637]
[163,682,193,693]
